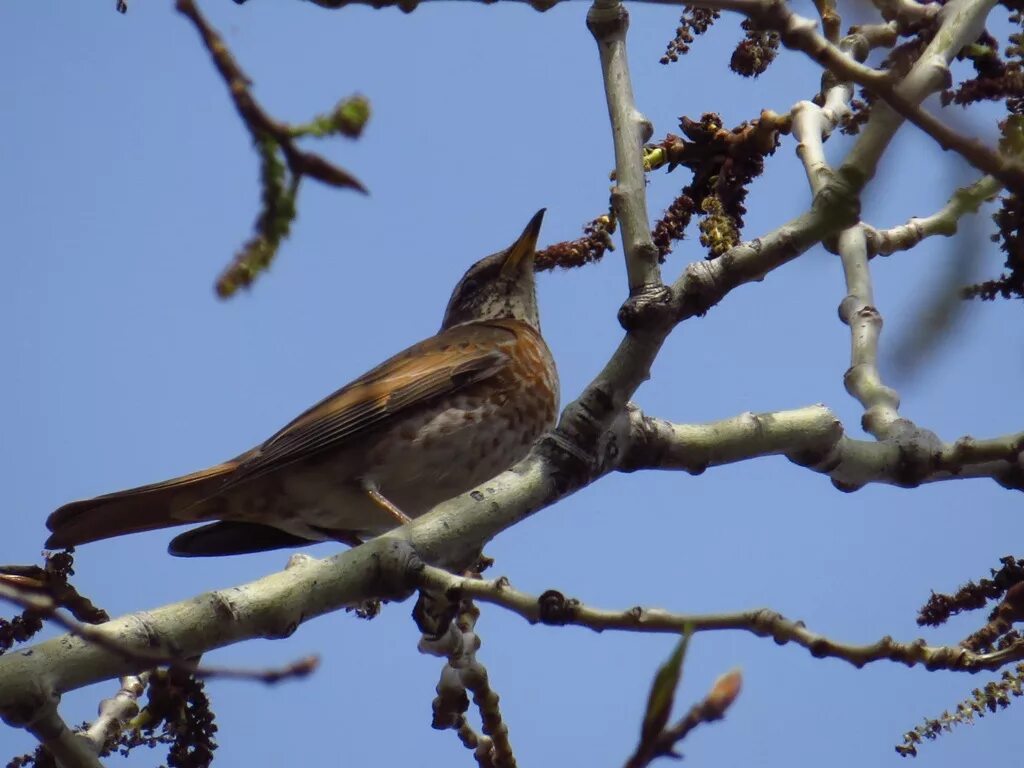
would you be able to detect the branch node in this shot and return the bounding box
[618,283,675,332]
[537,590,580,626]
[586,1,628,39]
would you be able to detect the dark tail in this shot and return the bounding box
[168,521,316,557]
[45,461,239,549]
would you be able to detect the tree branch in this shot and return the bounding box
[825,0,994,441]
[0,582,319,686]
[175,0,368,297]
[419,600,515,768]
[638,669,742,766]
[0,542,411,722]
[9,0,996,732]
[588,0,662,294]
[415,567,1024,673]
[864,174,1002,256]
[791,20,881,197]
[175,0,366,193]
[81,673,150,758]
[15,697,103,768]
[701,0,1020,191]
[838,227,906,437]
[308,0,1024,192]
[617,404,1024,491]
[836,0,998,189]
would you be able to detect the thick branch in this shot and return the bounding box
[0,541,414,720]
[175,0,365,193]
[0,582,319,685]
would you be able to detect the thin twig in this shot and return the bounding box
[419,599,516,767]
[175,0,365,193]
[415,566,1024,673]
[81,672,151,756]
[626,668,742,767]
[790,19,876,197]
[870,0,941,27]
[587,0,662,293]
[865,174,1002,255]
[653,670,742,757]
[175,0,367,296]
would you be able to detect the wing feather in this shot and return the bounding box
[225,324,515,485]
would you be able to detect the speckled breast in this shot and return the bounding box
[363,319,559,524]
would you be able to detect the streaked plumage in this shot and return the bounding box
[45,210,558,556]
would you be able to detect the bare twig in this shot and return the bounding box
[624,636,742,766]
[790,20,877,197]
[81,673,150,756]
[587,0,662,293]
[419,598,515,767]
[865,174,1002,255]
[415,566,1024,673]
[837,226,906,437]
[0,556,108,628]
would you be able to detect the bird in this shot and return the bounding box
[45,210,559,557]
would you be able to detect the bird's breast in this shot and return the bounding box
[366,321,559,516]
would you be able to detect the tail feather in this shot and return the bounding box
[45,461,239,549]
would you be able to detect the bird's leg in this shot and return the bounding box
[362,480,413,527]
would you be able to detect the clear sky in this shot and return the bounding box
[2,2,1023,766]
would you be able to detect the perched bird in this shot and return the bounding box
[46,210,559,557]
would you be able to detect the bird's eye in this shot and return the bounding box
[461,278,479,295]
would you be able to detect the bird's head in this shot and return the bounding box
[441,209,546,331]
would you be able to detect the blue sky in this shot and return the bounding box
[2,1,1023,765]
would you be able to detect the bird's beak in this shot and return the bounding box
[501,208,546,278]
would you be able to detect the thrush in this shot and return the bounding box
[45,210,559,557]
